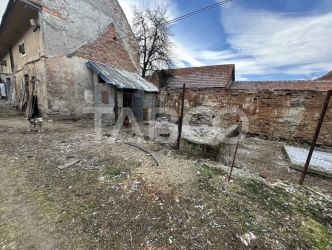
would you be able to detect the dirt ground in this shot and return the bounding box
[0,105,331,249]
[233,137,332,194]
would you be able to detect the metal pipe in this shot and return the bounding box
[299,90,332,185]
[176,84,186,149]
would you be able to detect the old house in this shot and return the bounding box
[87,61,159,122]
[152,65,332,147]
[0,0,146,119]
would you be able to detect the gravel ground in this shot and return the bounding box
[0,106,331,249]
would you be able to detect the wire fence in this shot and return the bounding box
[225,90,332,187]
[162,88,332,189]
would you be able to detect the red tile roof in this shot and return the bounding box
[230,81,332,92]
[165,65,235,89]
[317,71,332,81]
[155,65,332,92]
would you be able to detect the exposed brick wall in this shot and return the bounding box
[163,88,332,146]
[75,24,137,72]
[38,0,139,68]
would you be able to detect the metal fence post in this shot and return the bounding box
[299,90,332,185]
[176,84,186,150]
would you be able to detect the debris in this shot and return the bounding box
[124,142,160,166]
[159,117,171,137]
[259,171,268,179]
[57,158,80,170]
[1,115,332,249]
[239,232,257,246]
[180,124,239,160]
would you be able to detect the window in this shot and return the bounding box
[19,42,25,55]
[101,90,109,104]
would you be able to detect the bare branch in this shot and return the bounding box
[132,4,173,78]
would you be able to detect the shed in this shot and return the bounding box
[87,61,159,122]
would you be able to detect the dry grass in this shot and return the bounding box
[0,116,331,249]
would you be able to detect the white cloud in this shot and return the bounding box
[118,0,179,24]
[119,0,332,79]
[177,4,332,79]
[221,5,332,72]
[172,40,205,67]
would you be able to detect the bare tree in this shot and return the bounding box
[132,5,173,78]
[303,72,316,80]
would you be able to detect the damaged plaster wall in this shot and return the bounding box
[44,56,93,117]
[1,54,12,75]
[163,88,332,146]
[1,24,48,114]
[39,0,138,68]
[36,0,139,117]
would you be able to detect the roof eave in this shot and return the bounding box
[0,0,42,42]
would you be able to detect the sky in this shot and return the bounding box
[1,0,332,80]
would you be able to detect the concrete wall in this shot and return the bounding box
[44,56,93,117]
[93,81,117,124]
[163,88,332,146]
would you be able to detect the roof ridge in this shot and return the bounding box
[168,64,235,71]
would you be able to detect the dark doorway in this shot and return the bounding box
[5,78,11,98]
[123,91,133,108]
[122,90,144,122]
[133,90,144,122]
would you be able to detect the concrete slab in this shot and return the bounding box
[181,124,239,146]
[180,124,239,161]
[283,145,332,178]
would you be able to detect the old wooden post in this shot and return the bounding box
[176,84,186,150]
[299,90,332,185]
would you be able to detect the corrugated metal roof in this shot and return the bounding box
[164,65,235,89]
[86,61,159,92]
[230,81,332,92]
